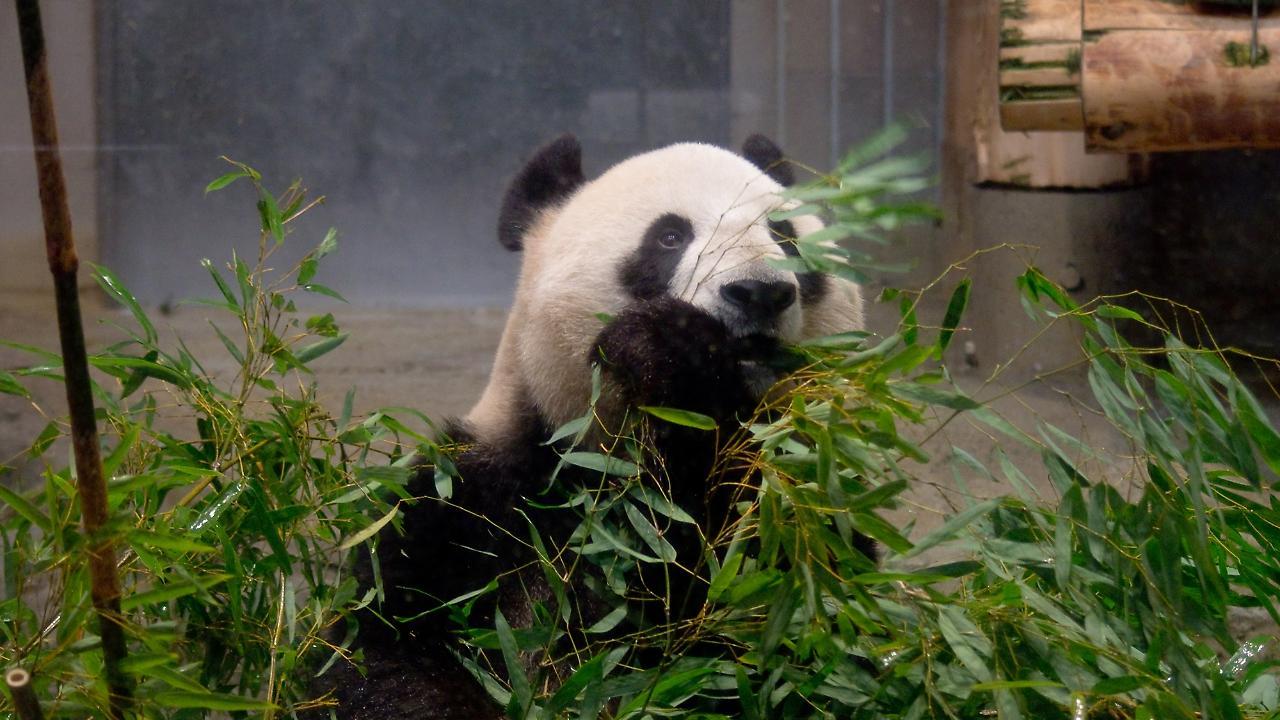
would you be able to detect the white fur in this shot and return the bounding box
[466,142,864,443]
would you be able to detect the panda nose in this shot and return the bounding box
[720,280,797,319]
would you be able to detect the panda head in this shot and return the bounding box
[467,134,864,443]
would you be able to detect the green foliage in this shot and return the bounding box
[1,136,1277,720]
[448,290,1280,718]
[441,130,1280,719]
[0,164,428,717]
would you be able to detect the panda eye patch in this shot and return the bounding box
[620,213,695,300]
[642,214,693,252]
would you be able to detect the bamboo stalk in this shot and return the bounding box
[5,669,45,720]
[13,0,132,716]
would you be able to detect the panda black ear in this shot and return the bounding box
[741,134,795,187]
[498,134,585,251]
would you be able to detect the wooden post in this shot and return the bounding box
[964,0,1141,188]
[12,0,132,716]
[5,669,45,720]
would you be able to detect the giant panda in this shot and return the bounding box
[317,134,868,719]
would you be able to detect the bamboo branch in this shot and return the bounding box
[5,669,45,720]
[13,0,132,716]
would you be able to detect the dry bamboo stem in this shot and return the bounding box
[13,0,132,716]
[5,669,45,720]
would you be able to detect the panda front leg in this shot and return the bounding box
[315,438,534,720]
[588,297,773,602]
[590,295,879,567]
[591,296,769,425]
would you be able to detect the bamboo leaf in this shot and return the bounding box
[0,371,30,398]
[542,652,606,718]
[92,264,156,343]
[639,405,718,430]
[127,530,217,555]
[585,606,628,635]
[295,333,348,364]
[122,573,230,610]
[624,501,677,562]
[707,551,743,603]
[891,382,981,410]
[154,691,275,711]
[339,504,399,550]
[0,484,52,532]
[495,609,532,716]
[938,278,971,352]
[907,497,1002,557]
[204,170,248,193]
[560,451,640,477]
[303,283,348,302]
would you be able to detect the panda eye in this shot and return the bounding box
[658,229,685,249]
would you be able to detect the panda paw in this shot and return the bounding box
[592,297,761,417]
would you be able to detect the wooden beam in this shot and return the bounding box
[1000,66,1077,87]
[1085,0,1280,32]
[1001,99,1084,131]
[1084,28,1280,151]
[1000,42,1080,65]
[1003,0,1082,43]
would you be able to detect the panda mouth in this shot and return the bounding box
[728,328,781,354]
[739,359,781,397]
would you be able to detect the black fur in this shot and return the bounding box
[619,213,694,300]
[318,300,784,718]
[497,134,585,251]
[315,404,561,719]
[593,296,765,427]
[591,298,785,619]
[741,133,795,187]
[321,136,870,719]
[769,219,829,304]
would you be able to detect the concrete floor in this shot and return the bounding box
[0,288,1132,539]
[0,294,508,478]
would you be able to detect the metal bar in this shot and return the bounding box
[12,1,132,716]
[883,0,896,128]
[776,0,788,146]
[935,0,948,195]
[1252,0,1261,65]
[830,0,841,167]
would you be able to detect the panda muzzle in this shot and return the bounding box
[719,279,797,321]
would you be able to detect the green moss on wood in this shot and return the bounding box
[1065,48,1082,75]
[1001,0,1028,20]
[1000,85,1081,102]
[1224,41,1271,67]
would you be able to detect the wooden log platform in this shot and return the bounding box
[1000,0,1280,152]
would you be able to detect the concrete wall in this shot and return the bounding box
[0,0,96,298]
[731,1,944,174]
[87,1,944,307]
[2,2,949,308]
[94,1,736,307]
[1129,151,1280,361]
[7,3,1276,362]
